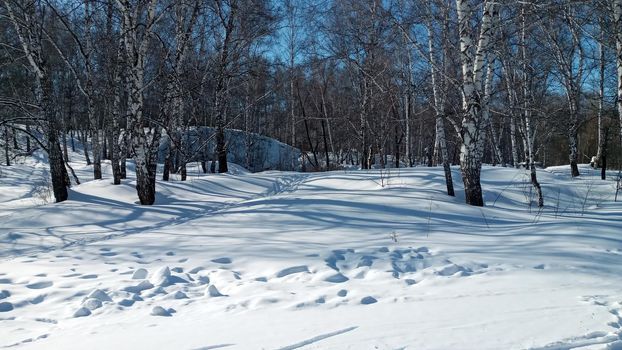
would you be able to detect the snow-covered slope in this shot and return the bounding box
[0,157,621,350]
[160,127,301,172]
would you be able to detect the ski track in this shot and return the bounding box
[275,326,358,350]
[526,296,622,350]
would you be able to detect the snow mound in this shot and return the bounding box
[87,289,112,302]
[131,268,148,280]
[150,306,171,317]
[73,307,91,318]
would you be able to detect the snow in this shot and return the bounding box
[0,149,621,349]
[160,127,301,172]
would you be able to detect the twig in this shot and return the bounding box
[480,208,490,229]
[427,199,433,237]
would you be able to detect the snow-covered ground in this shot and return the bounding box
[1,151,621,350]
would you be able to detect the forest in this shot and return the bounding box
[3,2,622,349]
[1,0,621,207]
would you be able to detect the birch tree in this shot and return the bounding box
[46,0,103,180]
[520,4,543,207]
[614,0,622,151]
[116,0,163,205]
[455,0,497,206]
[161,1,200,182]
[3,0,70,202]
[540,4,586,177]
[426,3,454,196]
[104,1,124,185]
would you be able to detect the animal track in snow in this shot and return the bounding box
[50,245,490,321]
[276,265,309,278]
[26,281,53,289]
[211,257,232,264]
[0,301,14,312]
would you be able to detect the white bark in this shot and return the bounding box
[3,0,69,201]
[614,0,622,150]
[456,0,497,206]
[426,16,454,196]
[117,0,160,205]
[521,6,543,207]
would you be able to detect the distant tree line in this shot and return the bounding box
[0,0,620,207]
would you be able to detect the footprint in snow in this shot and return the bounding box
[211,257,232,264]
[26,281,53,290]
[356,255,377,268]
[29,295,45,304]
[189,267,205,274]
[61,273,82,278]
[34,318,57,324]
[276,266,309,278]
[435,264,471,277]
[79,274,98,279]
[0,302,14,312]
[0,290,10,300]
[360,296,377,305]
[324,273,348,283]
[118,299,135,307]
[325,251,347,271]
[151,306,175,317]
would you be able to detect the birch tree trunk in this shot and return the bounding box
[4,0,69,202]
[614,0,622,152]
[286,0,297,151]
[110,22,125,185]
[213,0,240,174]
[118,0,160,205]
[567,94,580,177]
[426,15,454,197]
[48,0,101,180]
[404,32,413,167]
[456,0,496,206]
[84,0,102,180]
[595,23,605,167]
[162,2,199,181]
[520,6,543,207]
[360,79,370,169]
[502,65,520,168]
[547,8,583,177]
